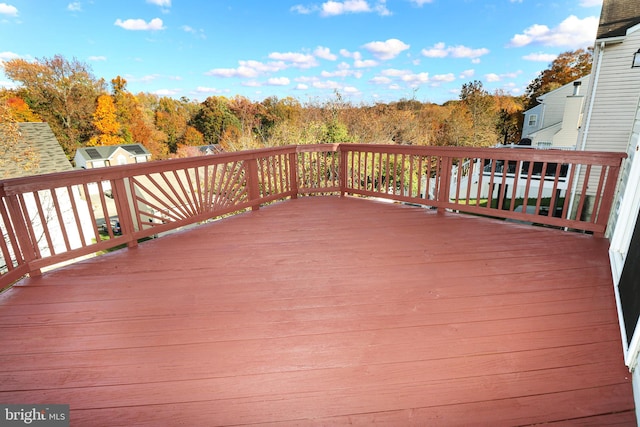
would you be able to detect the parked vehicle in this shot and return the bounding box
[101,220,121,235]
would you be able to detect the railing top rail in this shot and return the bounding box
[0,145,299,196]
[339,143,627,165]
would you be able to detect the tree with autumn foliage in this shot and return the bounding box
[0,92,41,122]
[110,77,169,159]
[2,55,105,155]
[0,99,40,175]
[88,94,122,146]
[525,48,592,109]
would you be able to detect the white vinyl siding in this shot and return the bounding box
[583,31,640,154]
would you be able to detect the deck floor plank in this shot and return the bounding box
[0,196,634,426]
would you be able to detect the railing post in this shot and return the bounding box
[5,195,41,277]
[437,155,453,213]
[111,178,138,249]
[339,146,348,197]
[246,158,260,211]
[595,163,623,238]
[289,152,299,199]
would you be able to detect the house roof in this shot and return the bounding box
[75,144,151,162]
[175,144,224,158]
[596,0,640,39]
[1,122,73,179]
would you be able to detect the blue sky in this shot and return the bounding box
[0,0,602,104]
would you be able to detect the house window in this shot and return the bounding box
[528,114,538,127]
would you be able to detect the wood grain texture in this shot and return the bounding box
[0,196,634,426]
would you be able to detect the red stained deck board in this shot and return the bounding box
[0,196,634,426]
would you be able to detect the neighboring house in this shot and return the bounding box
[74,143,151,169]
[0,123,93,269]
[175,144,224,158]
[2,122,75,178]
[578,0,640,420]
[522,75,590,150]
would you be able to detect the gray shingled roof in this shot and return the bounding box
[75,144,151,162]
[0,122,73,179]
[597,0,640,39]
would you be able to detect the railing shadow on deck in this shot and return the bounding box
[0,143,626,289]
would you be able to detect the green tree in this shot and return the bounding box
[191,96,241,145]
[459,81,498,147]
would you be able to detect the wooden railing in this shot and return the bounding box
[0,144,625,289]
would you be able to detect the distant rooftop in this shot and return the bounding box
[75,144,151,162]
[0,122,73,179]
[597,0,640,39]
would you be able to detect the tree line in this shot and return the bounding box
[0,50,592,162]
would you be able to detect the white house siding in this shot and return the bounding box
[580,28,640,234]
[582,33,640,153]
[552,95,586,148]
[522,76,589,149]
[522,104,544,137]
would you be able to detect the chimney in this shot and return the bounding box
[573,81,582,96]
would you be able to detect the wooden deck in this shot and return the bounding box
[0,196,634,426]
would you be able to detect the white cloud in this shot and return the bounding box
[401,72,430,85]
[205,60,286,78]
[296,83,309,90]
[0,79,16,89]
[88,55,106,61]
[362,38,409,60]
[522,52,558,62]
[147,0,171,7]
[295,76,320,83]
[354,58,378,68]
[195,86,226,94]
[182,25,205,38]
[290,4,316,14]
[322,0,370,16]
[67,2,81,12]
[408,0,433,5]
[267,77,290,86]
[431,73,455,83]
[154,88,181,96]
[484,71,521,82]
[459,69,475,79]
[343,86,360,94]
[321,69,363,78]
[0,51,20,61]
[370,76,392,85]
[381,68,409,77]
[508,15,598,48]
[421,42,448,58]
[313,80,343,89]
[114,18,164,31]
[421,42,489,60]
[134,74,161,83]
[291,0,390,17]
[0,2,18,16]
[268,51,318,68]
[206,66,259,78]
[314,46,338,61]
